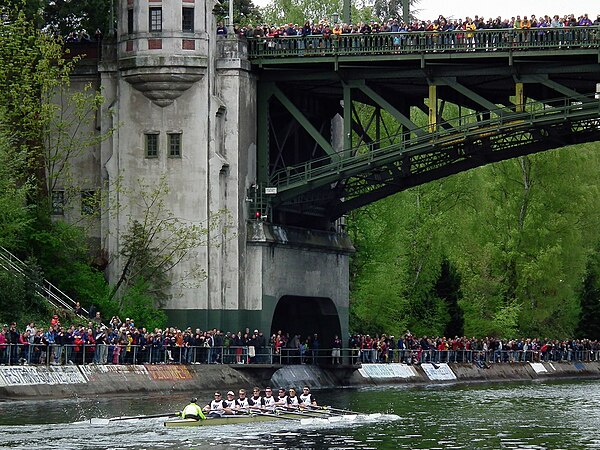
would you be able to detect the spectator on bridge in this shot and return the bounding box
[217,22,227,36]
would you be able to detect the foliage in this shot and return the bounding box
[0,263,53,328]
[214,0,262,28]
[349,141,600,340]
[371,0,419,23]
[576,242,600,339]
[108,175,235,309]
[0,121,34,249]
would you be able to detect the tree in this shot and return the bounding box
[0,120,33,249]
[436,257,464,338]
[107,176,235,308]
[576,243,600,339]
[371,0,420,23]
[214,0,262,28]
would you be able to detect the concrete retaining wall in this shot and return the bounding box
[1,361,599,399]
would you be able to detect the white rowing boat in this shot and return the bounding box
[163,408,360,427]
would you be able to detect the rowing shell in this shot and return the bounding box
[164,413,303,427]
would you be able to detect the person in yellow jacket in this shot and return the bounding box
[181,398,206,420]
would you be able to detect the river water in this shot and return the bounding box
[1,379,599,449]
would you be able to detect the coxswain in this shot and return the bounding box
[235,389,251,413]
[203,391,230,417]
[299,385,317,407]
[180,398,206,420]
[286,387,300,408]
[261,387,277,411]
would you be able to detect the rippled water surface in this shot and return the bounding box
[1,379,600,449]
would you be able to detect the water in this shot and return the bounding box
[1,379,600,449]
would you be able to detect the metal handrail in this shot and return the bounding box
[267,94,600,190]
[248,26,600,59]
[0,246,90,319]
[1,343,596,366]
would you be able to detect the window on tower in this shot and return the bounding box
[168,132,182,157]
[145,132,159,158]
[127,8,134,34]
[149,7,162,32]
[52,190,65,215]
[182,7,194,32]
[81,190,99,216]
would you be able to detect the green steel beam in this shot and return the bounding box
[518,74,592,102]
[257,82,275,184]
[343,82,352,156]
[271,85,339,160]
[351,81,425,136]
[439,78,508,115]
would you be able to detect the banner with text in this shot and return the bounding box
[421,363,457,381]
[0,366,86,387]
[358,364,419,379]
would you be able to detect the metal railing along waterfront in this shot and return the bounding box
[248,26,600,60]
[1,344,598,366]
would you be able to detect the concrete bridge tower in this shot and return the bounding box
[98,0,351,344]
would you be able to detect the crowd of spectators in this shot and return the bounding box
[348,333,600,366]
[1,312,599,367]
[236,13,600,39]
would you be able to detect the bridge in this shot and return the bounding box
[60,3,600,355]
[241,26,600,347]
[245,26,600,228]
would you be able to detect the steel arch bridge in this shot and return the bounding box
[247,26,600,229]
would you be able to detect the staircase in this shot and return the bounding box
[0,246,90,320]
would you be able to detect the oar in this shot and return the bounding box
[253,410,300,421]
[90,412,178,425]
[322,406,364,415]
[275,407,329,419]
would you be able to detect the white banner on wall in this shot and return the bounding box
[358,363,419,379]
[421,363,457,380]
[0,366,86,387]
[529,362,548,374]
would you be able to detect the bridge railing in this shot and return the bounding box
[248,26,600,59]
[268,94,600,190]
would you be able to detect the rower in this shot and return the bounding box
[299,385,317,407]
[180,398,206,421]
[286,387,300,408]
[248,386,263,408]
[223,391,237,414]
[235,389,251,413]
[203,391,231,417]
[261,387,276,411]
[275,388,288,407]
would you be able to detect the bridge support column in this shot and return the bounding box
[515,82,524,113]
[246,222,354,350]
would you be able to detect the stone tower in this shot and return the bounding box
[99,0,257,329]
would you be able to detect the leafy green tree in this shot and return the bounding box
[107,176,234,310]
[436,257,464,338]
[215,0,262,27]
[576,243,600,339]
[372,0,419,23]
[0,122,33,249]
